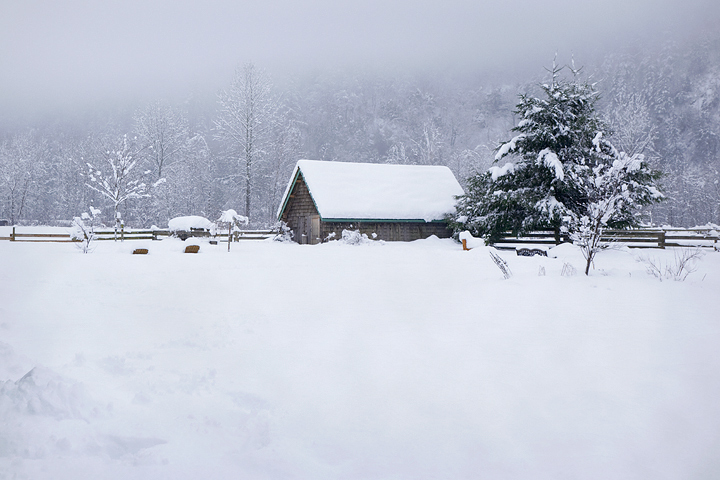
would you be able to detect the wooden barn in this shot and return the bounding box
[276,160,464,244]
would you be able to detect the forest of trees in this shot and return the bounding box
[1,35,719,229]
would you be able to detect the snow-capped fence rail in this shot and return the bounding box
[0,226,275,243]
[492,227,719,250]
[0,229,77,242]
[92,229,171,241]
[228,230,276,240]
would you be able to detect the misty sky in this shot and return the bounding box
[1,0,718,119]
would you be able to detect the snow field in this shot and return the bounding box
[1,237,719,479]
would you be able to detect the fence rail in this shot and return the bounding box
[1,227,276,243]
[493,227,719,250]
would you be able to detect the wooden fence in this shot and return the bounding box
[0,227,275,243]
[492,227,719,250]
[2,226,717,248]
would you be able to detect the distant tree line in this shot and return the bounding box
[1,35,719,228]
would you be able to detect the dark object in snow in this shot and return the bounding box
[169,216,214,241]
[489,251,512,279]
[516,248,547,257]
[0,219,9,226]
[184,245,200,254]
[132,248,149,255]
[209,240,218,245]
[175,227,211,241]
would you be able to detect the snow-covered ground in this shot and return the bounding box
[1,236,719,479]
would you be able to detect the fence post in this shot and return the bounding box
[658,230,665,249]
[10,226,15,241]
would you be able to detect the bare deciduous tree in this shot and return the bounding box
[215,63,278,219]
[85,134,149,238]
[134,101,191,181]
[0,131,46,224]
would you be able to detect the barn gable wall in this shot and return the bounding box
[279,173,320,243]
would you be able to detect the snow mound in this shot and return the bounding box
[0,342,34,381]
[458,230,486,249]
[168,216,213,232]
[0,366,90,420]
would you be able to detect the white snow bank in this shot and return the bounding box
[0,366,89,420]
[0,342,34,381]
[1,239,719,479]
[279,160,464,222]
[458,230,486,249]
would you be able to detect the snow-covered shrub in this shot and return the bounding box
[341,229,370,245]
[272,221,293,242]
[639,248,703,281]
[71,206,101,253]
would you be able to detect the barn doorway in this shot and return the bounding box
[310,215,320,244]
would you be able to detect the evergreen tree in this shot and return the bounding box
[452,65,663,272]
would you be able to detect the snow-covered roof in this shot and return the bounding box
[278,160,464,222]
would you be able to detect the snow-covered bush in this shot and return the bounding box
[341,229,370,245]
[272,221,293,242]
[71,206,101,253]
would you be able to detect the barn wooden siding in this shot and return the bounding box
[279,173,321,243]
[319,221,451,242]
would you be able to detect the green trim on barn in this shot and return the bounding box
[320,218,448,223]
[277,169,321,221]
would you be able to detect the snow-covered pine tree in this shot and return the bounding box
[453,65,604,241]
[452,64,663,272]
